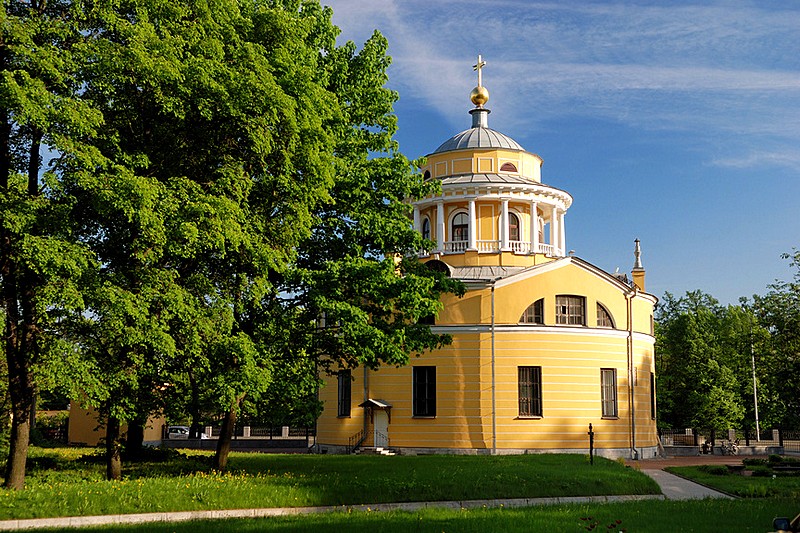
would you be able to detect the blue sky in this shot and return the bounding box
[325,0,800,305]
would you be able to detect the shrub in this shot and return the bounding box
[699,465,729,476]
[748,465,773,477]
[742,458,766,467]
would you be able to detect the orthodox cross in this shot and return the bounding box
[473,55,487,87]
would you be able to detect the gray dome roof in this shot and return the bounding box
[433,126,524,154]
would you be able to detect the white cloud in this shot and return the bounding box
[325,0,800,170]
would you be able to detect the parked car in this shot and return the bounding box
[166,425,208,439]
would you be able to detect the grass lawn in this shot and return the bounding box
[0,447,659,520]
[36,499,798,533]
[666,464,800,498]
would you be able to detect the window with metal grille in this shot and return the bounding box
[601,368,618,418]
[337,370,351,417]
[520,298,544,324]
[413,366,436,417]
[556,295,586,325]
[518,366,543,417]
[596,303,614,328]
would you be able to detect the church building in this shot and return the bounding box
[316,58,659,459]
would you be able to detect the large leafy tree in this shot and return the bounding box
[752,250,800,429]
[1,0,98,489]
[655,292,746,430]
[3,0,461,483]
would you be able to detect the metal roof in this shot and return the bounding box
[441,173,533,185]
[449,265,528,282]
[432,126,524,154]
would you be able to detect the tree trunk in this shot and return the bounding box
[213,400,241,471]
[188,370,203,439]
[125,419,145,459]
[106,417,122,481]
[4,399,32,490]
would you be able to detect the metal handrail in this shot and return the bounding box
[346,429,365,454]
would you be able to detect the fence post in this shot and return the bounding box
[692,428,698,447]
[587,423,594,465]
[779,427,784,447]
[744,427,750,446]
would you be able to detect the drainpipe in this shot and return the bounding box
[363,366,369,438]
[491,281,497,455]
[626,288,638,460]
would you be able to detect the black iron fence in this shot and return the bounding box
[659,427,800,453]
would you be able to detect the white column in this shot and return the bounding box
[413,206,420,233]
[530,200,539,254]
[501,198,510,251]
[468,198,477,251]
[550,205,558,255]
[436,201,445,252]
[558,209,566,254]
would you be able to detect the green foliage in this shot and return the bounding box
[698,465,729,476]
[655,291,752,429]
[4,0,464,482]
[752,250,800,428]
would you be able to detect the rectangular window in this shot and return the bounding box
[601,368,618,418]
[518,366,543,417]
[413,366,436,417]
[556,295,586,325]
[650,371,656,420]
[337,370,351,417]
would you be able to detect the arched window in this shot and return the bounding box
[508,212,520,242]
[597,303,615,328]
[421,217,431,241]
[423,170,431,180]
[520,298,544,324]
[500,162,517,172]
[451,212,468,242]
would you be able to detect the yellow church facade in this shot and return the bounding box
[316,62,659,459]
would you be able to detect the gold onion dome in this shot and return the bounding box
[470,86,489,107]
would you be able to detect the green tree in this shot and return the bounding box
[1,0,98,489]
[752,250,800,428]
[655,291,745,430]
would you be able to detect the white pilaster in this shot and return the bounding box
[530,201,539,254]
[436,201,445,252]
[558,209,566,254]
[501,198,510,251]
[413,207,420,233]
[468,198,477,251]
[550,205,558,255]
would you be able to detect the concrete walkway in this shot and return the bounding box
[0,495,666,531]
[640,468,733,500]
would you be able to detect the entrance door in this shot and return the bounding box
[374,410,389,448]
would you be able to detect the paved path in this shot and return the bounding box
[0,455,749,530]
[639,469,733,500]
[628,454,756,501]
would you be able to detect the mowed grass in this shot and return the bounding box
[666,465,800,498]
[0,447,659,520]
[37,499,798,533]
